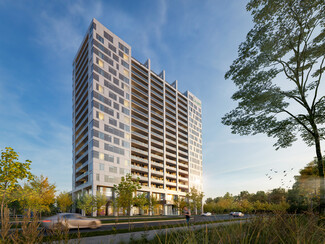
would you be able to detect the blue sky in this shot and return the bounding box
[0,0,321,198]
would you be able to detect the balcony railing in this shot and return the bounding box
[131,147,148,156]
[76,171,88,182]
[131,164,149,172]
[132,85,148,97]
[132,92,148,104]
[132,131,148,140]
[131,139,148,148]
[132,123,148,132]
[76,161,88,173]
[132,64,149,78]
[131,155,148,163]
[132,99,148,111]
[151,161,164,168]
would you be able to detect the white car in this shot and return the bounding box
[201,212,212,216]
[232,212,244,217]
[42,213,102,229]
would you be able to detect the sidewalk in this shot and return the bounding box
[67,220,247,244]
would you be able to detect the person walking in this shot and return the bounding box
[183,207,191,227]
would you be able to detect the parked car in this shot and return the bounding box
[231,212,244,217]
[42,213,102,229]
[201,212,212,216]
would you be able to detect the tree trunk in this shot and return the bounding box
[314,133,325,215]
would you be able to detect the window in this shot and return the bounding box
[125,133,130,140]
[104,175,109,182]
[109,166,117,173]
[123,53,129,61]
[122,107,130,115]
[124,100,129,108]
[119,42,129,54]
[116,157,120,164]
[98,84,104,94]
[98,112,104,121]
[124,116,130,125]
[104,31,113,43]
[123,69,129,77]
[99,163,104,170]
[96,174,100,181]
[96,34,104,44]
[114,137,119,145]
[124,159,130,166]
[98,59,104,68]
[121,60,129,69]
[109,91,117,101]
[99,153,105,160]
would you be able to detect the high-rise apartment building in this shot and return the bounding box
[72,19,202,215]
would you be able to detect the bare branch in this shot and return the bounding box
[282,109,314,135]
[311,56,325,112]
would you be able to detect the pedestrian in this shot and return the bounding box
[184,207,191,227]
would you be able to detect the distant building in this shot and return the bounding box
[72,19,202,215]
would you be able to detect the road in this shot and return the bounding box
[68,214,249,234]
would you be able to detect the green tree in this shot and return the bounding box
[0,147,33,219]
[22,175,56,216]
[288,159,322,212]
[268,188,287,204]
[95,192,107,216]
[77,193,95,216]
[113,174,141,216]
[133,193,148,215]
[174,196,187,214]
[250,191,268,203]
[222,0,325,214]
[147,194,159,216]
[186,187,204,215]
[56,191,73,213]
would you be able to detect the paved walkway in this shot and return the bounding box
[67,220,247,244]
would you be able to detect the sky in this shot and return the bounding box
[0,0,323,199]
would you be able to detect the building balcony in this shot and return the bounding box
[151,153,164,161]
[178,176,188,181]
[166,164,177,171]
[151,76,163,88]
[75,161,88,173]
[151,90,163,100]
[132,123,148,133]
[151,169,163,176]
[151,146,164,154]
[131,174,148,181]
[178,162,188,169]
[131,147,148,157]
[131,155,148,164]
[178,137,188,144]
[76,171,88,182]
[132,100,148,112]
[166,181,177,186]
[150,81,163,93]
[132,85,148,98]
[151,177,164,184]
[178,168,188,174]
[131,164,149,173]
[132,131,148,141]
[132,92,148,105]
[151,161,164,168]
[178,155,188,162]
[151,131,163,140]
[132,63,149,77]
[166,173,176,179]
[131,139,148,148]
